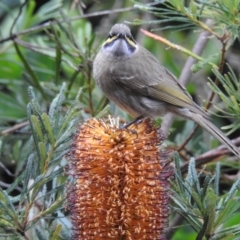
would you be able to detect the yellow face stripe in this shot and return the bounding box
[103,34,137,51]
[125,36,136,48]
[103,35,117,45]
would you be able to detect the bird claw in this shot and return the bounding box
[120,116,144,137]
[122,116,144,129]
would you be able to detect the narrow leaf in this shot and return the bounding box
[14,43,45,97]
[41,113,55,146]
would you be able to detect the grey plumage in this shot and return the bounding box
[93,23,240,158]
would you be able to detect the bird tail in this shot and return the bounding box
[191,114,240,159]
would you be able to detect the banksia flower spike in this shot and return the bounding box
[67,118,173,240]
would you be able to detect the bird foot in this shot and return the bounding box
[120,116,144,136]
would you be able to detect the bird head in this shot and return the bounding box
[102,24,138,57]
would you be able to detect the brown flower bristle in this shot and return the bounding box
[67,118,172,240]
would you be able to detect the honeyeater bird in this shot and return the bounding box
[93,23,240,158]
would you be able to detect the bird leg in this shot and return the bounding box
[122,116,144,129]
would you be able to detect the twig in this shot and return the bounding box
[140,29,218,69]
[9,0,28,37]
[205,33,230,109]
[14,38,55,52]
[180,136,240,174]
[0,181,22,192]
[178,124,200,152]
[165,214,183,239]
[0,121,29,136]
[0,5,141,44]
[0,162,15,177]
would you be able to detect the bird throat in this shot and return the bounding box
[103,38,137,57]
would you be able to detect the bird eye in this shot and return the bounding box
[104,33,118,45]
[107,34,114,39]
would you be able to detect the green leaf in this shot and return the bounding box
[28,87,43,116]
[30,115,44,142]
[36,227,47,240]
[40,197,64,216]
[14,43,45,97]
[0,218,14,228]
[48,83,66,132]
[0,190,18,222]
[55,46,62,85]
[30,168,63,201]
[20,154,34,203]
[191,53,219,73]
[38,142,47,173]
[41,113,56,146]
[50,224,62,240]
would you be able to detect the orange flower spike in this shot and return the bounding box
[67,118,173,240]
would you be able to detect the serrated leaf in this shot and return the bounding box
[173,152,185,194]
[36,227,47,240]
[57,106,77,137]
[20,154,34,203]
[224,178,240,205]
[191,189,203,211]
[5,170,25,195]
[230,95,240,111]
[48,83,66,132]
[211,226,239,240]
[40,197,64,216]
[30,168,63,201]
[50,224,62,240]
[30,115,44,142]
[0,218,14,228]
[191,53,219,72]
[186,158,200,192]
[95,104,110,119]
[0,190,6,203]
[28,87,43,116]
[205,189,216,234]
[215,198,238,228]
[38,142,47,173]
[41,113,55,146]
[0,191,17,222]
[201,174,212,199]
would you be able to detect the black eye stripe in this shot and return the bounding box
[103,32,137,53]
[108,33,135,41]
[106,34,113,39]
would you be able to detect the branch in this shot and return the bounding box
[0,120,29,136]
[140,29,217,69]
[165,213,183,239]
[180,136,240,174]
[0,3,157,44]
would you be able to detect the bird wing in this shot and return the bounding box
[147,67,193,106]
[111,50,208,117]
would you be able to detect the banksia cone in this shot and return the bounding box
[67,118,172,240]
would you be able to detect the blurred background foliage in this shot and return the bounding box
[0,0,240,239]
